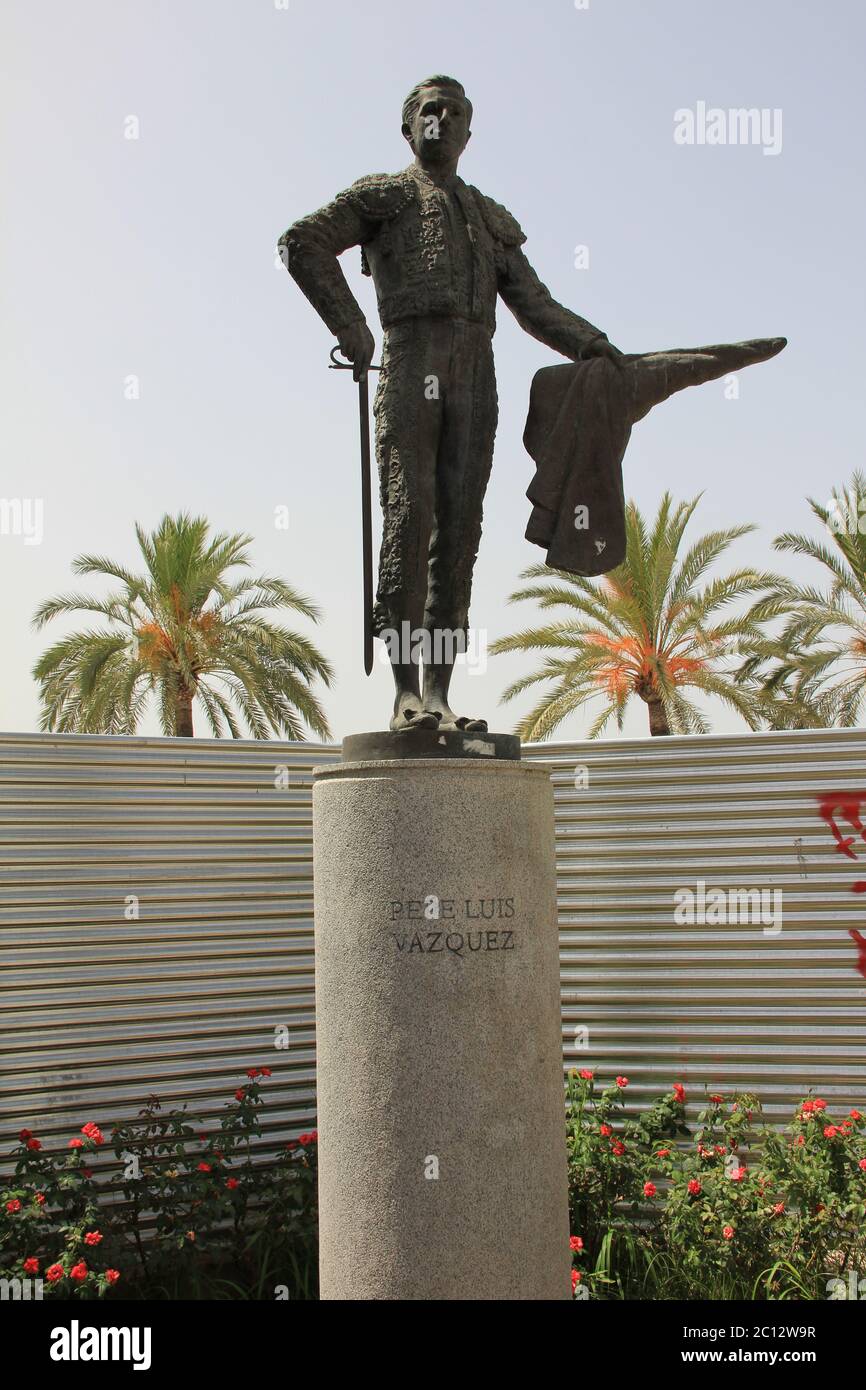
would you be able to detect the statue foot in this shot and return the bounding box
[421,691,489,733]
[439,714,489,733]
[389,704,441,732]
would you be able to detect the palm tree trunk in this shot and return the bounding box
[646,698,670,737]
[175,688,194,737]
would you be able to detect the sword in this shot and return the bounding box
[329,344,382,676]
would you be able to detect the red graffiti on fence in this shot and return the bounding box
[818,792,866,864]
[817,793,866,978]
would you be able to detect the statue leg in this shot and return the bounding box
[422,324,497,732]
[373,322,442,731]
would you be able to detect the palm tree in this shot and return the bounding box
[746,658,832,730]
[33,512,333,739]
[491,493,777,739]
[742,471,866,728]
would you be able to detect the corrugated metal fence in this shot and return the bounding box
[539,728,866,1122]
[2,727,865,1165]
[0,734,339,1163]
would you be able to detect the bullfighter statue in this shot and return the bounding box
[279,75,784,734]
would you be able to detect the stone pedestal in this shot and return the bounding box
[312,752,569,1300]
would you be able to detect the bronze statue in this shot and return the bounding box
[279,75,784,735]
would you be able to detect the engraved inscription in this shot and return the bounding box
[386,896,518,956]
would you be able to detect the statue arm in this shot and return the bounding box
[278,194,374,335]
[498,245,609,358]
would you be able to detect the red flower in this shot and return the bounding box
[714,1144,726,1155]
[226,1177,239,1190]
[773,1202,785,1215]
[643,1181,657,1197]
[656,1148,670,1158]
[68,1138,84,1149]
[309,1130,318,1142]
[82,1169,93,1179]
[599,1123,612,1137]
[800,1098,825,1116]
[247,1068,259,1079]
[197,1162,211,1173]
[824,1125,839,1139]
[709,1095,724,1104]
[35,1192,46,1205]
[84,1231,103,1246]
[673,1082,686,1103]
[729,1167,746,1182]
[858,1158,866,1171]
[81,1123,104,1145]
[23,1257,39,1274]
[794,1135,805,1147]
[18,1129,33,1142]
[579,1069,593,1080]
[571,1269,581,1292]
[286,1140,299,1151]
[260,1067,272,1077]
[46,1264,64,1283]
[569,1235,584,1251]
[70,1261,88,1282]
[198,1133,207,1142]
[235,1090,245,1102]
[687,1179,701,1195]
[850,1109,862,1120]
[611,1140,626,1156]
[105,1269,121,1284]
[722,1225,734,1240]
[615,1076,628,1088]
[5,1199,21,1213]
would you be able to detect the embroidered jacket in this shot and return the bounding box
[280,165,607,356]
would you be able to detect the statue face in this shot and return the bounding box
[403,85,471,163]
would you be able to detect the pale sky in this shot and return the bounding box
[2,0,863,742]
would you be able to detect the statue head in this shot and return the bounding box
[401,76,472,166]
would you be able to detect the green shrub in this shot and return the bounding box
[1,1069,318,1300]
[567,1070,866,1300]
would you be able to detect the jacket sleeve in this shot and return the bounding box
[278,187,376,336]
[498,245,609,359]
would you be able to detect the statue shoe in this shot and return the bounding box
[388,706,441,732]
[443,715,489,733]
